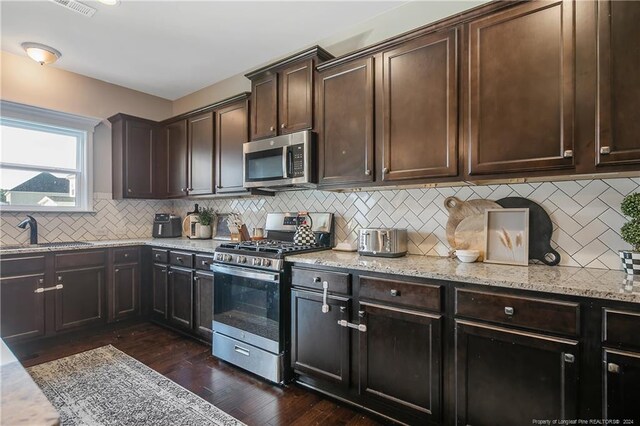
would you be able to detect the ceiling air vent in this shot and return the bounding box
[49,0,96,17]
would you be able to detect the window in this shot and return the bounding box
[0,101,100,212]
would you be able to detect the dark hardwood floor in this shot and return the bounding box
[10,322,383,426]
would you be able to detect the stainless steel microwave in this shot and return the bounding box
[243,130,316,190]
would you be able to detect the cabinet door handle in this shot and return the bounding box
[281,123,286,129]
[563,150,573,158]
[321,281,330,313]
[358,310,365,318]
[390,289,399,297]
[194,276,200,282]
[364,169,371,176]
[34,284,63,293]
[564,353,575,363]
[600,146,611,155]
[269,126,275,132]
[124,253,129,258]
[337,320,367,332]
[39,278,44,284]
[115,269,120,273]
[127,188,132,193]
[187,188,193,191]
[168,271,173,275]
[382,167,388,174]
[339,306,347,313]
[181,188,187,192]
[607,362,620,373]
[504,306,514,316]
[57,276,63,282]
[161,269,168,273]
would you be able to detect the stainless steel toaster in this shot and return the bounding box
[358,228,408,257]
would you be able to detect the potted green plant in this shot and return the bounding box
[195,207,215,239]
[620,193,640,275]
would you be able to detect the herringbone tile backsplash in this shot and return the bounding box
[2,179,638,270]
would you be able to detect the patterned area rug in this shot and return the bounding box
[27,345,244,426]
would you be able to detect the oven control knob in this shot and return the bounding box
[215,253,223,261]
[252,258,261,266]
[261,259,272,267]
[223,254,233,262]
[237,256,247,264]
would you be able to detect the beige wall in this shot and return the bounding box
[172,0,488,115]
[0,51,173,192]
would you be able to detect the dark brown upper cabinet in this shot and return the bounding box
[596,0,640,168]
[164,119,188,198]
[246,46,333,141]
[109,114,159,199]
[279,60,313,134]
[215,94,250,194]
[381,28,458,182]
[465,0,575,177]
[187,112,215,195]
[317,57,375,186]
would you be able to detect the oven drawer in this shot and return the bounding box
[604,309,640,348]
[195,254,215,271]
[170,251,194,268]
[455,289,580,336]
[213,332,283,384]
[359,276,442,312]
[291,267,350,295]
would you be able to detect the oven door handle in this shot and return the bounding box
[211,264,279,282]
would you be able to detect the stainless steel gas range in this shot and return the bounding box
[210,212,334,384]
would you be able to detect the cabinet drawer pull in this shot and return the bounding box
[607,362,620,373]
[564,353,575,363]
[202,260,209,266]
[124,253,129,258]
[115,269,120,273]
[563,150,573,158]
[176,257,183,262]
[194,276,200,282]
[322,281,330,313]
[504,306,514,316]
[155,254,161,258]
[34,284,63,293]
[390,289,399,297]
[234,345,250,356]
[337,320,367,332]
[600,146,611,155]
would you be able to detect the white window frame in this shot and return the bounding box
[0,100,101,213]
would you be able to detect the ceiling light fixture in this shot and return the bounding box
[97,0,120,5]
[21,42,62,65]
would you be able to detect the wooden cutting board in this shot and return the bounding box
[453,214,486,260]
[444,196,501,248]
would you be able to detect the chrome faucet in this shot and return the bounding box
[17,215,38,245]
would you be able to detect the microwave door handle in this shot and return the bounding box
[287,149,294,178]
[282,146,288,178]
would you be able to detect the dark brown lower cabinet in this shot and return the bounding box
[194,271,213,340]
[291,289,351,385]
[455,320,578,425]
[0,274,46,342]
[604,349,640,422]
[168,266,193,329]
[359,303,441,422]
[112,263,139,320]
[54,267,105,332]
[152,263,169,319]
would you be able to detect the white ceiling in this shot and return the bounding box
[1,1,408,100]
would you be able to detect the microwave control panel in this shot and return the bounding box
[287,144,305,178]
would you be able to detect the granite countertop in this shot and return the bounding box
[0,237,226,255]
[288,251,640,304]
[1,339,59,426]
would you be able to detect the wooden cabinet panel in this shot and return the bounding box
[151,249,169,264]
[194,271,213,341]
[194,254,215,271]
[381,29,458,181]
[456,289,579,336]
[359,276,441,312]
[112,263,139,320]
[165,120,188,197]
[152,263,168,319]
[55,267,105,331]
[113,247,139,264]
[604,349,640,422]
[216,99,249,193]
[250,73,278,140]
[279,59,313,134]
[359,303,441,421]
[55,250,105,269]
[168,267,193,329]
[0,274,45,342]
[0,255,45,277]
[467,0,575,176]
[317,57,374,185]
[124,119,155,198]
[603,309,640,350]
[455,320,578,425]
[596,0,640,167]
[291,267,351,295]
[188,112,215,195]
[169,251,194,268]
[291,289,350,385]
